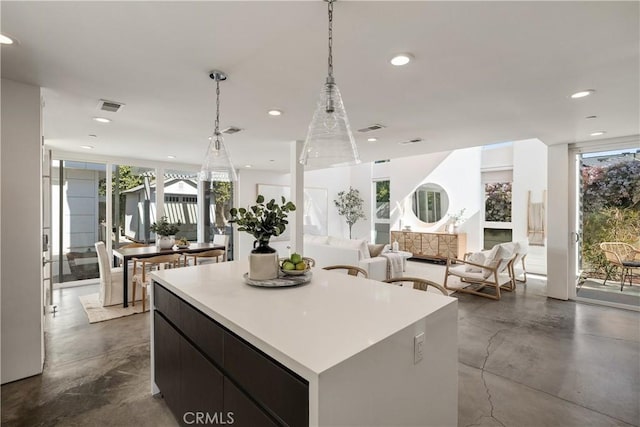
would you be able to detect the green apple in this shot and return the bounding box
[290,253,302,264]
[282,261,295,270]
[295,261,307,270]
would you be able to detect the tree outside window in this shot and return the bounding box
[485,182,512,222]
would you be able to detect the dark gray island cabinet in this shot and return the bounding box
[153,282,308,426]
[150,261,458,427]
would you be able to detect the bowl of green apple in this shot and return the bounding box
[280,253,310,275]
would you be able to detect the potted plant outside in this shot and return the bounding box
[230,195,296,280]
[150,216,182,249]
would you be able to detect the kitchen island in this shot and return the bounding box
[150,261,458,426]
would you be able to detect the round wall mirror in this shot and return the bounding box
[411,183,449,223]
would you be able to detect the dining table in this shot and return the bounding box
[112,242,224,308]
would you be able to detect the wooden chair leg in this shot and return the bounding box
[132,279,137,307]
[142,285,146,312]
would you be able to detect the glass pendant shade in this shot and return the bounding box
[199,133,237,182]
[299,79,360,168]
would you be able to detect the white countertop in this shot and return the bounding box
[151,261,456,376]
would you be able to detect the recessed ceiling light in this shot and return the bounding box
[590,131,606,136]
[80,145,94,150]
[367,138,377,142]
[268,109,282,116]
[390,53,413,66]
[570,90,595,99]
[88,134,97,138]
[244,164,252,168]
[0,34,14,45]
[585,115,597,119]
[167,155,176,159]
[93,117,111,123]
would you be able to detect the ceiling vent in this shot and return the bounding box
[98,99,125,113]
[357,123,386,133]
[221,126,243,135]
[399,138,423,145]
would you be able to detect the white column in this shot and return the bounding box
[546,144,570,300]
[290,141,304,254]
[1,79,44,383]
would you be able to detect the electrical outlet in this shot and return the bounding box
[414,332,425,364]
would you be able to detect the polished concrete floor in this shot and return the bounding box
[2,264,639,426]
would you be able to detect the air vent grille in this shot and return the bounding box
[399,138,424,145]
[222,126,242,134]
[357,124,386,133]
[98,99,125,113]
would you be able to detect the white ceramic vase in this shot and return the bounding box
[249,240,279,280]
[157,235,175,249]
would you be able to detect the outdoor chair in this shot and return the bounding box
[443,242,517,300]
[384,277,448,295]
[132,253,182,312]
[323,264,368,278]
[599,242,640,291]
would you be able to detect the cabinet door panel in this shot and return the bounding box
[225,332,308,427]
[180,301,224,365]
[154,283,180,325]
[179,336,224,426]
[224,378,279,427]
[421,234,439,256]
[438,235,458,259]
[403,232,421,254]
[154,312,181,415]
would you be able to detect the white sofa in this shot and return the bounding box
[303,235,388,281]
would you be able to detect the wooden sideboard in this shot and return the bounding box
[390,231,467,261]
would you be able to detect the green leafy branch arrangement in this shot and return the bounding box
[150,216,182,236]
[230,195,296,243]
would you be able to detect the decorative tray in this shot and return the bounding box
[243,271,312,288]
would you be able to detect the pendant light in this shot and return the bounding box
[299,0,360,168]
[200,70,237,182]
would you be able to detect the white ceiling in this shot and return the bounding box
[2,1,639,171]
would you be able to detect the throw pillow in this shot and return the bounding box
[368,243,386,258]
[482,244,505,279]
[465,252,486,273]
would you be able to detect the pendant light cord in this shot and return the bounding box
[327,0,333,79]
[214,76,221,150]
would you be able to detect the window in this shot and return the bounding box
[373,179,390,244]
[484,182,512,222]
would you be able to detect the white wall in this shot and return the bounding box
[1,79,44,383]
[235,169,290,260]
[374,148,483,252]
[546,144,570,300]
[513,139,548,274]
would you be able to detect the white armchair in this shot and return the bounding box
[443,242,517,300]
[95,241,133,307]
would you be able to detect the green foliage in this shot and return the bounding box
[582,161,640,212]
[212,181,233,229]
[376,181,390,203]
[334,187,366,239]
[229,195,296,243]
[485,182,512,222]
[581,160,640,277]
[150,216,182,236]
[98,165,145,196]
